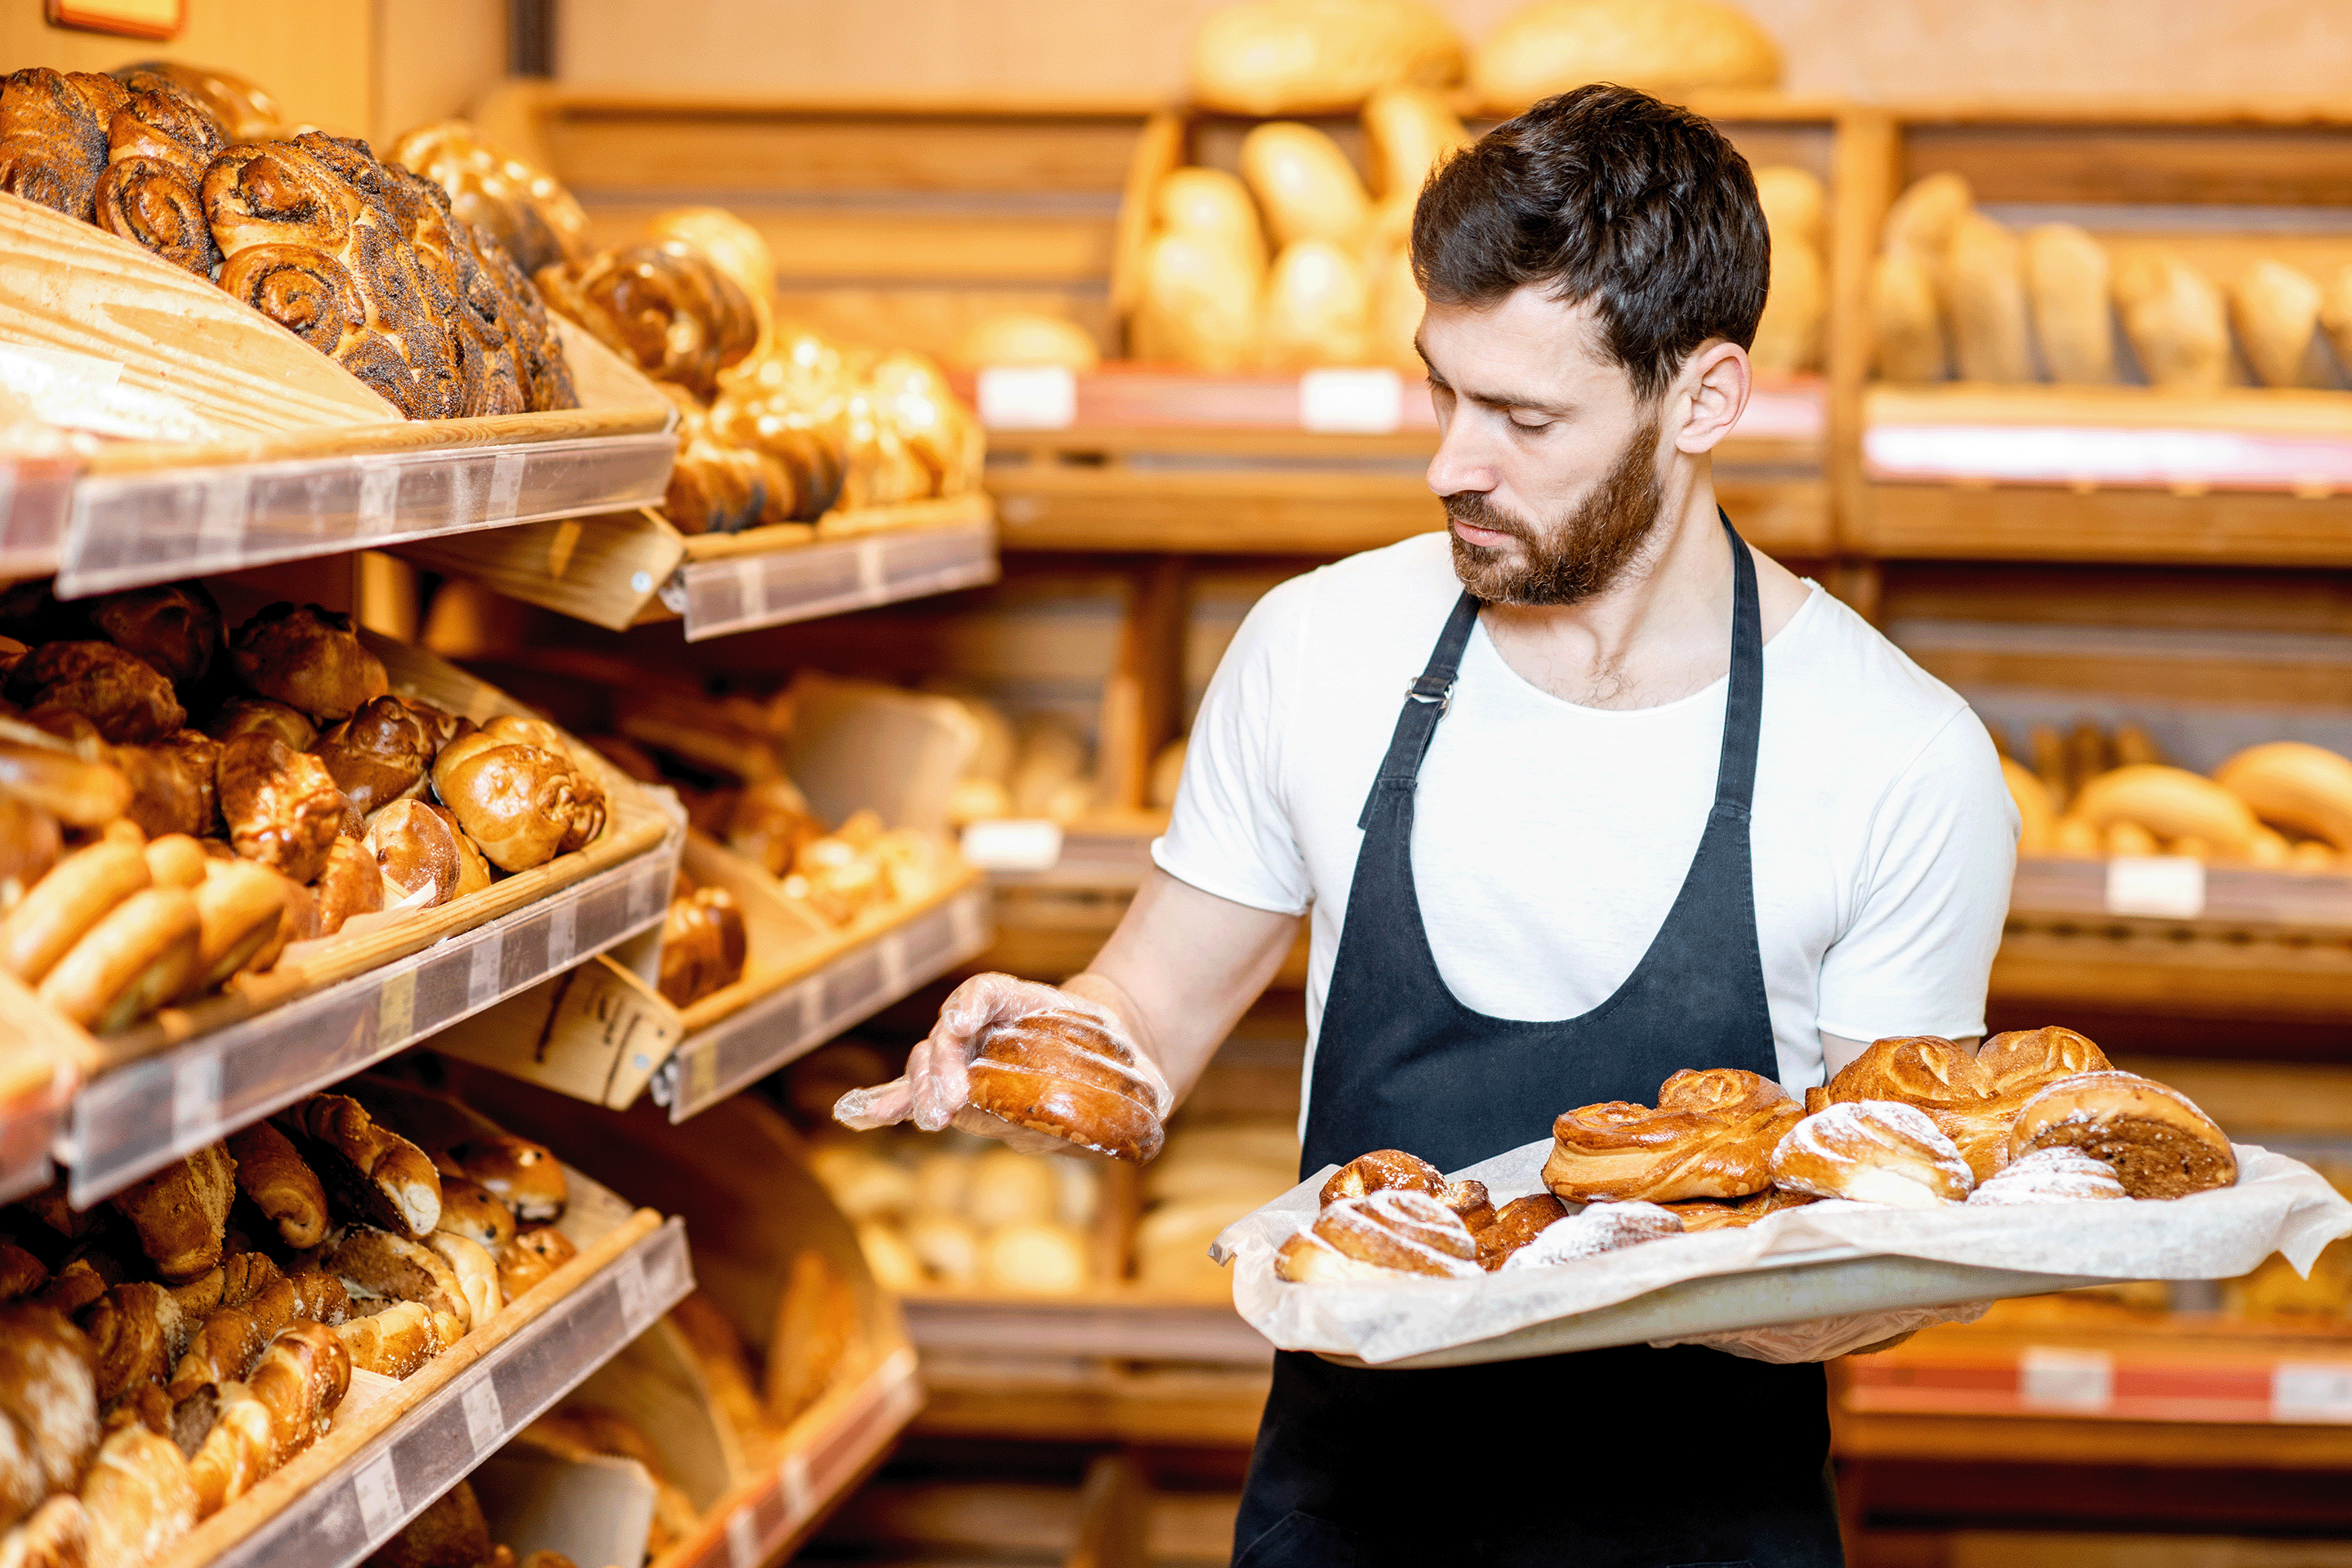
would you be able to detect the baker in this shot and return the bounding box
[845,86,2015,1565]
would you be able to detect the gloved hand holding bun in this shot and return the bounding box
[834,970,1174,1160]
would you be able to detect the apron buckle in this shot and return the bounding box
[1405,675,1454,711]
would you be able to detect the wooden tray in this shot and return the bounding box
[89,630,675,1067]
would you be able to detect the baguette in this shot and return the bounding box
[2214,741,2352,853]
[1944,212,2034,383]
[2116,253,2229,390]
[1870,247,1946,382]
[2024,223,2116,385]
[2230,259,2323,389]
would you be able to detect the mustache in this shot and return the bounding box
[1441,492,1531,541]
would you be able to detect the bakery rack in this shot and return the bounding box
[0,194,679,597]
[394,492,1000,639]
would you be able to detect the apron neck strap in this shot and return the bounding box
[1356,590,1480,829]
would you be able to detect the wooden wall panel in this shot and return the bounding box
[2,0,374,134]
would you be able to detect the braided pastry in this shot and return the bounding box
[2007,1071,2236,1200]
[1542,1067,1801,1203]
[1275,1190,1481,1282]
[534,241,756,402]
[0,68,127,221]
[1978,1026,2111,1098]
[1770,1101,1974,1208]
[965,1004,1170,1162]
[1498,1200,1683,1271]
[387,119,588,277]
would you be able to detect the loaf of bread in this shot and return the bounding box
[2230,258,2323,389]
[1472,0,1777,113]
[953,311,1099,372]
[1543,1067,1802,1203]
[1870,247,1948,383]
[1258,239,1371,369]
[1188,0,1463,115]
[964,1004,1170,1161]
[2007,1071,2236,1200]
[1771,1101,1974,1207]
[109,1145,237,1284]
[1752,229,1826,376]
[2115,253,2230,390]
[2022,224,2116,385]
[1240,122,1370,252]
[275,1094,443,1238]
[1361,83,1468,203]
[1976,1026,2111,1098]
[1943,213,2034,383]
[2070,764,2261,858]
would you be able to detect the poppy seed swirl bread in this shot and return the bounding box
[964,1004,1172,1162]
[1541,1067,1802,1202]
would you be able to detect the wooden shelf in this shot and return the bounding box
[2011,857,2352,937]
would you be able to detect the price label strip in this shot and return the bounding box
[2273,1362,2352,1423]
[170,1051,223,1150]
[2019,1346,2114,1414]
[2105,854,2207,920]
[460,1377,505,1454]
[351,1450,404,1537]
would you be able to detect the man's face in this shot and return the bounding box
[1418,286,1667,606]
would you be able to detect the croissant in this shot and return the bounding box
[1771,1101,1974,1208]
[1542,1068,1801,1203]
[2006,1071,2235,1200]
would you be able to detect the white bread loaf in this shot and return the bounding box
[1753,165,1825,251]
[2115,253,2230,390]
[1188,0,1463,116]
[2230,259,2323,389]
[954,311,1099,372]
[1361,83,1468,200]
[1472,0,1780,115]
[1871,247,1947,382]
[1260,238,1373,368]
[1881,171,1973,287]
[2024,223,2117,385]
[1241,122,1371,249]
[2318,262,2352,376]
[1155,167,1267,271]
[1368,242,1425,371]
[1133,231,1263,371]
[1943,212,2034,383]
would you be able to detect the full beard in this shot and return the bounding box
[1445,416,1666,606]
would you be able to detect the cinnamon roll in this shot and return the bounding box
[91,77,223,275]
[218,244,368,357]
[1275,1190,1481,1283]
[0,68,126,222]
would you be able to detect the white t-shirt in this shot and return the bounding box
[1153,532,2017,1115]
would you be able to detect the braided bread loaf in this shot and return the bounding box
[1542,1067,1801,1202]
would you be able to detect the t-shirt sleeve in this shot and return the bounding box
[1150,580,1313,915]
[1813,705,2018,1043]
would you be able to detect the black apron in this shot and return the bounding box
[1233,516,1842,1568]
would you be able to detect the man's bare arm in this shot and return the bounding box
[1063,868,1300,1108]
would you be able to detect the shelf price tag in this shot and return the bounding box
[976,367,1076,431]
[615,1252,652,1334]
[724,1505,760,1568]
[467,932,504,1011]
[460,1377,505,1454]
[2019,1347,2113,1414]
[353,1451,403,1535]
[170,1051,222,1145]
[1299,368,1403,434]
[2105,855,2205,920]
[356,461,400,537]
[2273,1362,2352,1423]
[960,818,1062,873]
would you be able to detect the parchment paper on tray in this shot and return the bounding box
[1210,1137,2352,1366]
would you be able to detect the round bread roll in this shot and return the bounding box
[229,603,389,722]
[432,733,604,872]
[110,731,219,840]
[38,884,201,1031]
[494,1225,577,1302]
[1543,1067,1802,1203]
[1770,1100,1973,1209]
[855,1221,924,1294]
[906,1214,982,1285]
[978,1219,1089,1294]
[1258,238,1371,369]
[965,1004,1169,1161]
[809,1147,916,1220]
[11,640,185,744]
[216,732,342,884]
[1472,0,1781,114]
[1132,230,1263,372]
[453,1134,568,1223]
[1188,0,1463,116]
[314,695,437,816]
[434,1177,518,1252]
[203,697,315,751]
[0,737,131,826]
[954,311,1099,372]
[1,837,149,984]
[88,583,221,688]
[311,836,385,938]
[363,797,493,906]
[2006,1071,2236,1200]
[966,1149,1060,1229]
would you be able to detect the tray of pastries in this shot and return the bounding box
[1207,1027,2352,1368]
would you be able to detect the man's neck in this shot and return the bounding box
[1478,462,1802,711]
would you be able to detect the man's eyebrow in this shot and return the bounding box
[1414,336,1578,416]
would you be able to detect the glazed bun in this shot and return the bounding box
[203,697,316,752]
[310,836,385,937]
[1474,1192,1568,1269]
[965,1003,1171,1161]
[1770,1100,1974,1209]
[1967,1146,2129,1207]
[314,695,437,815]
[10,640,185,742]
[431,727,604,872]
[216,733,342,884]
[362,798,492,905]
[1498,1200,1682,1271]
[2006,1071,2236,1200]
[88,582,222,688]
[229,603,389,722]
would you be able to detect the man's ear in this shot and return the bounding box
[1670,340,1752,455]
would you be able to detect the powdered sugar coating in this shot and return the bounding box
[1771,1099,1974,1207]
[1499,1200,1685,1272]
[1967,1146,2129,1206]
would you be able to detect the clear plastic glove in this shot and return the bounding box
[1648,1298,1993,1364]
[831,971,1164,1157]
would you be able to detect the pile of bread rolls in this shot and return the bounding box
[0,582,609,1035]
[1129,87,1824,379]
[812,1134,1099,1298]
[655,871,747,1009]
[535,203,983,532]
[1184,0,1779,120]
[1873,170,2352,390]
[388,120,589,278]
[0,64,577,419]
[1995,721,2352,871]
[1136,1123,1299,1296]
[0,1090,578,1564]
[365,1477,577,1568]
[1278,1027,2242,1285]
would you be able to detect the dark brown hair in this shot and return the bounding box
[1410,84,1770,399]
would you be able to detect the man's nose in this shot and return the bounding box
[1427,414,1499,499]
